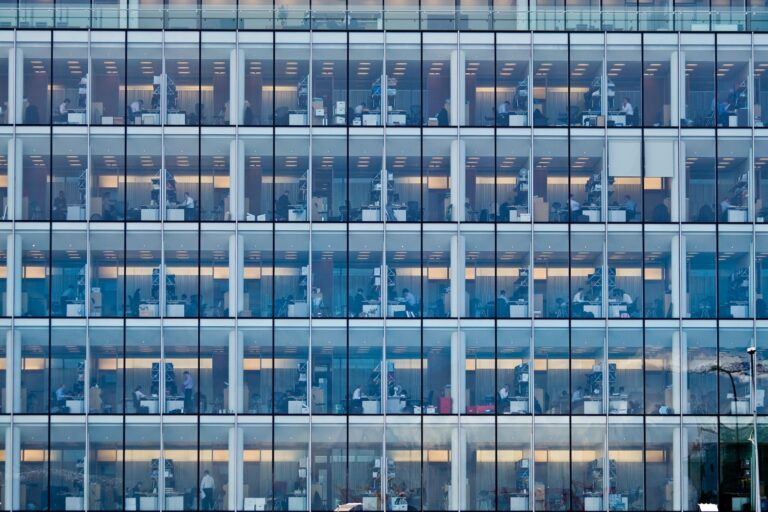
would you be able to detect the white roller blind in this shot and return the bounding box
[644,139,676,177]
[608,139,641,177]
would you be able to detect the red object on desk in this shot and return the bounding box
[438,396,452,414]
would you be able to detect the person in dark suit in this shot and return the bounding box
[436,99,450,126]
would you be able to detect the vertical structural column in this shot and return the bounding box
[229,140,244,221]
[671,330,681,414]
[449,49,465,126]
[450,330,465,414]
[7,138,22,221]
[450,139,465,222]
[450,426,466,510]
[4,426,19,510]
[229,49,244,126]
[228,426,243,510]
[228,329,243,413]
[671,50,681,127]
[671,234,681,318]
[5,330,19,413]
[228,234,244,316]
[450,234,465,317]
[6,233,20,317]
[678,234,686,317]
[9,47,21,125]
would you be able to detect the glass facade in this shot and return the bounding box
[2,5,768,512]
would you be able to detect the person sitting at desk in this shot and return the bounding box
[622,194,636,221]
[61,284,77,306]
[182,192,195,210]
[352,383,363,413]
[619,97,634,125]
[437,99,450,126]
[572,287,586,317]
[129,99,144,124]
[131,481,145,501]
[276,190,290,221]
[53,190,67,220]
[569,194,582,221]
[57,98,71,123]
[497,290,509,305]
[354,102,367,116]
[402,288,417,315]
[351,288,365,317]
[54,383,69,411]
[497,100,511,124]
[498,385,509,402]
[499,197,512,221]
[133,386,149,413]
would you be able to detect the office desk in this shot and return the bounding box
[288,208,307,221]
[727,207,748,222]
[608,113,626,126]
[508,399,528,414]
[362,207,381,221]
[583,399,602,414]
[67,205,85,220]
[244,498,267,511]
[388,112,407,126]
[288,496,307,511]
[609,398,628,414]
[167,208,185,221]
[65,496,84,511]
[584,496,602,511]
[387,397,405,413]
[66,302,85,317]
[608,208,626,222]
[508,208,531,222]
[362,496,379,511]
[362,400,380,414]
[508,113,527,126]
[140,398,159,414]
[139,303,159,317]
[141,208,160,221]
[166,112,186,125]
[166,303,185,317]
[582,304,601,317]
[362,113,380,126]
[125,498,137,511]
[166,398,184,413]
[509,496,529,511]
[66,111,86,125]
[608,303,628,318]
[510,303,528,318]
[362,303,380,317]
[387,304,406,316]
[66,399,84,414]
[582,207,601,222]
[390,207,407,222]
[288,400,306,414]
[288,301,308,317]
[140,496,159,510]
[141,113,161,125]
[165,495,184,510]
[289,112,307,125]
[730,304,748,318]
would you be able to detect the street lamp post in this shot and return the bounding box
[748,346,761,512]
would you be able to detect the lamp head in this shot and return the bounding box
[748,346,757,356]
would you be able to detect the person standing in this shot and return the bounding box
[200,470,215,510]
[183,371,194,413]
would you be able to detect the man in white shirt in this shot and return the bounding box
[182,192,195,209]
[620,97,634,116]
[352,385,363,401]
[498,385,509,401]
[200,470,215,510]
[58,99,70,122]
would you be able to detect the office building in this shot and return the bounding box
[0,3,766,512]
